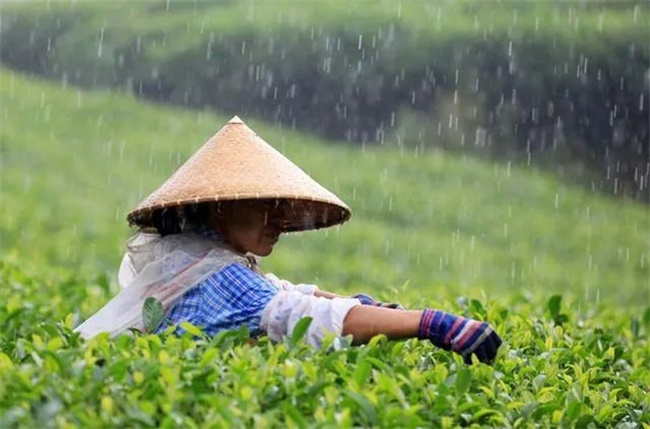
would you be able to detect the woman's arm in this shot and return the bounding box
[342,306,502,364]
[262,290,501,364]
[313,290,345,299]
[342,306,421,344]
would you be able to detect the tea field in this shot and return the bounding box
[0,68,649,427]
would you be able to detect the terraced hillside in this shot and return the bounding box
[0,68,647,306]
[0,68,649,428]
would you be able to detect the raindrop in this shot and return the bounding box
[119,140,126,160]
[597,13,604,31]
[97,28,104,58]
[206,33,214,60]
[639,94,644,112]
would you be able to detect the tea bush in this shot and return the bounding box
[1,258,649,427]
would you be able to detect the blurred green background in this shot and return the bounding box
[0,0,648,310]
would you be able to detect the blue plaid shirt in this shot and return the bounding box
[155,262,279,336]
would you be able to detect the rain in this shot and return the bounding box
[0,0,649,426]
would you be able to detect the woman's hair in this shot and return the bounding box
[150,203,213,236]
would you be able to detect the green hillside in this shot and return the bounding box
[2,0,648,201]
[0,67,647,307]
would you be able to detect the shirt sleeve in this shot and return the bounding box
[265,272,320,295]
[260,291,360,348]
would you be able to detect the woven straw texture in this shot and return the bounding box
[127,117,351,232]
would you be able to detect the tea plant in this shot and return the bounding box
[1,258,648,428]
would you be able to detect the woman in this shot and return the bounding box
[76,117,501,364]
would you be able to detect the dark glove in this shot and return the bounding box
[417,308,502,364]
[353,293,404,309]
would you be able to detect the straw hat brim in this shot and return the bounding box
[128,196,351,233]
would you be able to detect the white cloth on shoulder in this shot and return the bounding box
[75,231,248,339]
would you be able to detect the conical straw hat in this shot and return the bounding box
[127,116,351,232]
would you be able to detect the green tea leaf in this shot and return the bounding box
[179,322,204,338]
[142,297,164,334]
[630,318,640,338]
[354,360,372,387]
[565,399,584,420]
[455,368,472,396]
[469,299,485,318]
[291,317,313,345]
[345,391,378,425]
[283,402,307,429]
[548,295,562,318]
[642,307,650,326]
[547,295,568,325]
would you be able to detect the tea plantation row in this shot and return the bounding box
[1,258,649,427]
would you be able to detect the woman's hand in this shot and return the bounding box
[353,293,404,309]
[341,306,501,364]
[417,309,502,364]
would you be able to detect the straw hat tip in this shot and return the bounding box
[228,115,244,124]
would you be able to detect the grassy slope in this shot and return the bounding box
[1,67,648,308]
[5,0,644,42]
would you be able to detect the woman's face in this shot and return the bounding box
[210,201,283,256]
